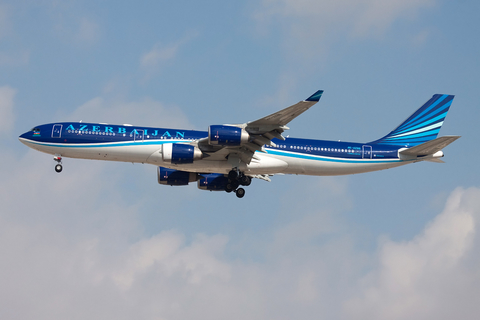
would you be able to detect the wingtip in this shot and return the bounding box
[305,90,324,102]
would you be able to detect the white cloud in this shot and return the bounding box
[345,187,480,320]
[62,96,192,129]
[351,0,435,36]
[254,0,435,60]
[0,147,230,318]
[112,231,231,290]
[141,43,181,69]
[0,86,16,133]
[0,168,355,319]
[256,0,434,36]
[140,33,197,79]
[4,127,480,320]
[48,7,102,47]
[75,17,101,45]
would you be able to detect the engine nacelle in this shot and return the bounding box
[208,125,249,146]
[162,143,202,164]
[197,173,228,191]
[157,167,198,186]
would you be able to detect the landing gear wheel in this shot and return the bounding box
[240,175,251,186]
[231,180,240,190]
[235,188,245,198]
[225,183,234,193]
[228,169,238,180]
[53,155,63,173]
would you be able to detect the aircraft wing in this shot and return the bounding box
[246,90,324,134]
[196,90,323,165]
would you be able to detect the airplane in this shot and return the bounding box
[19,90,460,198]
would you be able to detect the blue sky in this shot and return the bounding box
[1,1,480,319]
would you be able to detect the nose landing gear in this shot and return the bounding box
[54,155,63,173]
[226,168,252,198]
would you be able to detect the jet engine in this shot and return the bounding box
[162,143,202,164]
[157,167,198,186]
[208,125,249,146]
[197,173,228,191]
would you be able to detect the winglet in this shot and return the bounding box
[305,90,324,102]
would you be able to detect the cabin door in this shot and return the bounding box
[133,129,144,142]
[362,145,372,159]
[52,124,62,138]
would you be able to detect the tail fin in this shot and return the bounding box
[369,94,455,146]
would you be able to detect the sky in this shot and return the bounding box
[1,0,480,319]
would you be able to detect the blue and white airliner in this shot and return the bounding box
[19,91,459,198]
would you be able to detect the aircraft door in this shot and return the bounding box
[52,124,62,138]
[362,145,372,159]
[133,129,144,142]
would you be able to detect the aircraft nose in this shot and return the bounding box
[18,132,30,147]
[18,132,28,145]
[19,132,29,139]
[19,129,36,143]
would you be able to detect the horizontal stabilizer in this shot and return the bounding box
[424,158,445,163]
[399,135,460,157]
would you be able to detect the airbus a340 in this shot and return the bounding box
[19,91,459,198]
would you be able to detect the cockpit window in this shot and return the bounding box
[31,128,40,132]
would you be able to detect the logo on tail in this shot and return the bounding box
[370,94,454,146]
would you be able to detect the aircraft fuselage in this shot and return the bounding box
[19,122,409,176]
[18,91,457,198]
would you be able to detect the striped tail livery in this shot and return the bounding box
[370,94,454,147]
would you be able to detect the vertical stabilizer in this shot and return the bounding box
[369,94,454,146]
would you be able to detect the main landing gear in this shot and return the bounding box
[225,169,252,198]
[54,155,63,173]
